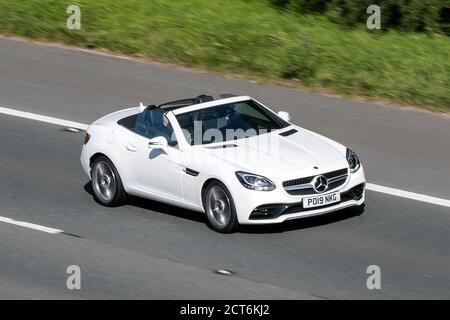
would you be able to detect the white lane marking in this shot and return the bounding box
[0,216,63,234]
[366,183,450,208]
[216,269,233,275]
[1,106,450,208]
[64,127,81,133]
[0,106,88,130]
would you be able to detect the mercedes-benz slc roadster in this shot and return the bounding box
[81,94,365,233]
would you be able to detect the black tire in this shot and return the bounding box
[203,180,239,233]
[90,156,127,207]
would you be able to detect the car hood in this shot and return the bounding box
[200,126,348,177]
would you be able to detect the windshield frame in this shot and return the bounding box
[172,98,291,146]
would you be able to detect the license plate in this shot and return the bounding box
[303,192,340,209]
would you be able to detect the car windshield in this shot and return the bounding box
[175,99,290,145]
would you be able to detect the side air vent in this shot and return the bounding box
[279,129,298,137]
[183,167,199,177]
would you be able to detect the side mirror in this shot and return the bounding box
[148,136,168,150]
[277,111,291,122]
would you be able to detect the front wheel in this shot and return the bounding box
[204,181,239,233]
[91,156,127,207]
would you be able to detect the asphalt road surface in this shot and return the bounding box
[0,37,449,299]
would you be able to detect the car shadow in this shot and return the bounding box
[83,182,206,223]
[83,182,363,233]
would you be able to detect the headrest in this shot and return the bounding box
[194,95,214,104]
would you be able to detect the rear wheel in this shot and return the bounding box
[91,156,127,206]
[204,181,239,233]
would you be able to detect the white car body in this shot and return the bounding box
[81,95,365,228]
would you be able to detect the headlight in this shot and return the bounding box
[346,148,361,173]
[235,171,276,191]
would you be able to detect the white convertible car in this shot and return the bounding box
[81,94,365,232]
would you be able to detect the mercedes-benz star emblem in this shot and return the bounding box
[312,175,328,193]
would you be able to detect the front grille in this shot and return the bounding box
[283,168,348,195]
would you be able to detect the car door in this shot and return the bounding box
[122,109,184,202]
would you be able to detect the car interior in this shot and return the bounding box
[118,110,177,146]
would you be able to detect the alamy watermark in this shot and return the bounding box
[66,5,81,30]
[366,265,381,290]
[66,265,81,290]
[367,5,381,30]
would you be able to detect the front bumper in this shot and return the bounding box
[249,183,365,221]
[232,165,366,224]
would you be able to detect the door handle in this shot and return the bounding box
[126,144,137,152]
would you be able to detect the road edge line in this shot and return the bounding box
[366,183,450,208]
[0,106,88,131]
[0,216,63,234]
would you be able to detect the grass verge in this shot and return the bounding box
[0,0,448,111]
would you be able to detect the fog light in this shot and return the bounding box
[250,204,288,220]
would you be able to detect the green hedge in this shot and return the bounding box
[271,0,450,35]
